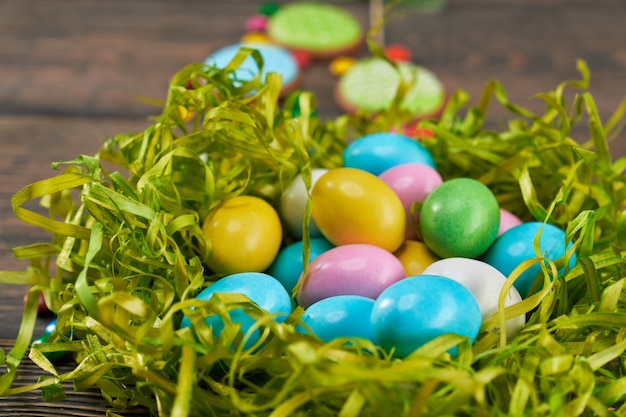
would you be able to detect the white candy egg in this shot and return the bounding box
[280,168,328,239]
[422,257,525,340]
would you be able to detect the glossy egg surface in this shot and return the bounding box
[299,295,375,343]
[420,178,500,258]
[202,195,282,275]
[311,167,405,252]
[180,272,292,349]
[280,168,328,239]
[371,274,482,358]
[296,243,405,308]
[482,222,576,298]
[393,240,439,276]
[342,132,436,175]
[379,163,443,239]
[266,237,335,293]
[422,257,525,340]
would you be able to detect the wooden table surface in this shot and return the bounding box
[1,0,625,414]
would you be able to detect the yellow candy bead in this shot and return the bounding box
[329,56,356,76]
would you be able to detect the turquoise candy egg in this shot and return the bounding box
[420,178,500,258]
[371,275,482,358]
[342,132,436,175]
[266,237,335,293]
[180,272,292,349]
[482,222,577,298]
[299,295,375,343]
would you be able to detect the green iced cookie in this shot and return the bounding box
[337,57,446,117]
[267,2,363,57]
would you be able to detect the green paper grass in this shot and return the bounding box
[2,47,626,416]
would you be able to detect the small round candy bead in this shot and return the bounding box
[329,56,356,76]
[384,44,412,62]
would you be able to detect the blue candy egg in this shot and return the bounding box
[180,272,292,349]
[342,132,436,175]
[205,42,299,91]
[371,275,482,358]
[266,237,335,293]
[482,221,576,298]
[299,295,375,343]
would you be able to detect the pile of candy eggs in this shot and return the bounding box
[187,131,577,359]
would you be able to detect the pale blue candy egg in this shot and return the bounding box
[299,295,375,343]
[371,274,482,358]
[342,132,436,175]
[180,272,292,349]
[205,42,299,90]
[482,221,576,298]
[266,237,335,293]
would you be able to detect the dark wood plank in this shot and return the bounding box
[0,340,149,416]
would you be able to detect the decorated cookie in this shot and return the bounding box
[205,42,301,96]
[335,57,446,120]
[266,2,364,59]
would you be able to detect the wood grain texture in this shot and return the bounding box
[1,0,625,413]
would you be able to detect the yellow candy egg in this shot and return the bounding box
[202,195,282,275]
[393,240,440,276]
[312,167,405,252]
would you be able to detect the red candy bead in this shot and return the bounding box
[385,44,412,62]
[291,50,313,70]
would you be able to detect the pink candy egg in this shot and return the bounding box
[297,244,406,308]
[498,208,523,237]
[379,163,443,240]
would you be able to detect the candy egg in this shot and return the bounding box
[280,168,328,239]
[299,295,375,343]
[203,196,282,275]
[312,167,406,252]
[393,240,440,276]
[296,244,405,308]
[30,319,68,362]
[420,178,500,258]
[205,42,300,96]
[371,275,482,358]
[180,272,292,349]
[266,237,335,293]
[422,257,525,340]
[379,163,443,239]
[482,222,577,298]
[498,208,523,236]
[342,132,436,175]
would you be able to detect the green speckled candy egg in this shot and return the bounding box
[420,178,500,258]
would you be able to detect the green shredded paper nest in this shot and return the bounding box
[2,45,626,417]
